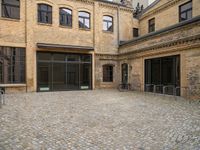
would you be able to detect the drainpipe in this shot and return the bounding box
[117,6,120,48]
[25,0,28,93]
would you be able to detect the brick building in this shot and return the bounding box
[0,0,199,99]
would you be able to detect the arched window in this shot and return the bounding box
[2,0,20,19]
[59,8,72,27]
[38,4,52,24]
[103,65,113,82]
[78,11,90,29]
[103,15,113,32]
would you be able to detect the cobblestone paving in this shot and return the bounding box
[0,90,200,150]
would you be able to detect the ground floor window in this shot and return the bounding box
[103,65,113,82]
[145,55,180,96]
[37,52,92,92]
[0,46,25,84]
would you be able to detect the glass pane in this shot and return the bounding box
[180,2,192,12]
[67,55,79,62]
[53,63,66,90]
[187,10,192,19]
[103,16,112,21]
[80,63,91,89]
[2,0,19,5]
[38,62,51,91]
[79,12,89,18]
[103,21,107,30]
[67,63,79,89]
[80,55,91,62]
[85,19,90,28]
[53,54,66,61]
[38,53,51,61]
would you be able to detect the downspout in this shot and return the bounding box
[25,0,28,93]
[117,6,120,48]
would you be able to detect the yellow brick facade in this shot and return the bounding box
[0,0,199,99]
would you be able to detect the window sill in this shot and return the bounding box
[102,30,113,34]
[79,28,91,31]
[38,22,53,27]
[0,84,26,88]
[59,25,72,29]
[102,82,114,84]
[0,17,20,22]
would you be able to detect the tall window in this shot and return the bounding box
[103,65,113,82]
[0,61,3,83]
[79,11,90,29]
[179,0,192,22]
[103,16,113,32]
[1,0,20,19]
[38,4,52,24]
[133,28,139,37]
[148,18,155,33]
[59,8,72,27]
[0,46,25,84]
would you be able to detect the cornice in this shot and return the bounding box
[140,0,183,20]
[73,0,94,5]
[99,2,118,10]
[95,34,200,60]
[119,34,200,59]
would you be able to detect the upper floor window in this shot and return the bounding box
[133,28,139,37]
[79,11,90,29]
[59,8,72,27]
[1,0,20,19]
[103,65,113,82]
[148,18,155,33]
[38,4,52,24]
[179,0,192,22]
[103,16,113,32]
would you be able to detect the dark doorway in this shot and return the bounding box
[145,55,180,96]
[37,52,92,92]
[122,63,128,84]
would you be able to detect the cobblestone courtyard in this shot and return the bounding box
[0,90,200,150]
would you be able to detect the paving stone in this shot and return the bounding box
[0,90,200,149]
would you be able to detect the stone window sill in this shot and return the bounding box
[0,84,27,88]
[0,17,20,22]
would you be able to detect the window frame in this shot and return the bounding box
[38,3,52,24]
[59,7,72,27]
[148,18,155,33]
[103,65,114,82]
[179,0,192,22]
[78,11,91,30]
[133,28,139,37]
[1,0,20,19]
[103,15,113,32]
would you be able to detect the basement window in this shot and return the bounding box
[1,0,20,19]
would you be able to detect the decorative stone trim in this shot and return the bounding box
[99,2,118,10]
[72,0,94,6]
[140,0,183,20]
[119,35,200,60]
[95,34,200,61]
[119,7,133,13]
